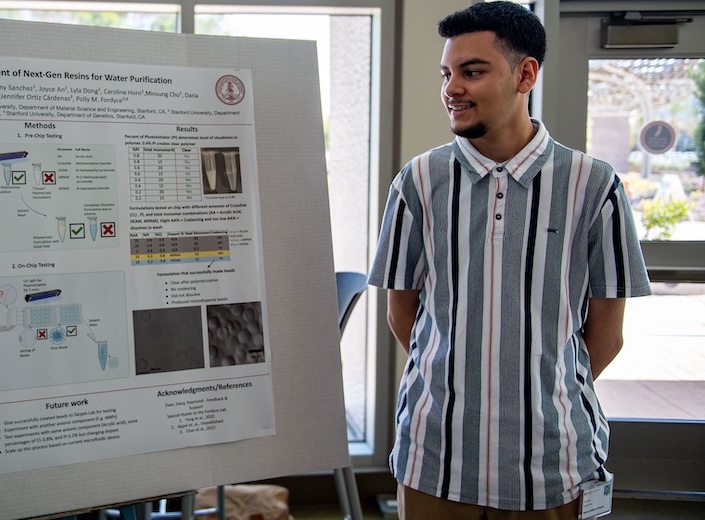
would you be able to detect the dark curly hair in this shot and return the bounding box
[438,1,546,69]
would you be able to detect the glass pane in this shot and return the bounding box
[588,58,705,241]
[0,3,178,32]
[196,12,371,442]
[595,282,705,421]
[195,13,331,116]
[328,15,371,443]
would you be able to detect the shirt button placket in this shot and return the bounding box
[492,167,507,235]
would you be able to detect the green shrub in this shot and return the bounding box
[641,197,694,240]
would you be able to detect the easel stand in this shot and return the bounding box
[335,466,364,520]
[1,19,358,520]
[66,473,361,520]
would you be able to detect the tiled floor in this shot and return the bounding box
[595,282,705,421]
[290,498,705,520]
[290,505,382,519]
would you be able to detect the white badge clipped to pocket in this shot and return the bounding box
[578,473,614,519]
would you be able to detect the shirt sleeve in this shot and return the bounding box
[588,175,652,298]
[368,167,426,290]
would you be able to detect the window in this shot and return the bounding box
[0,1,179,31]
[586,57,705,421]
[587,58,705,243]
[537,3,705,493]
[194,8,373,442]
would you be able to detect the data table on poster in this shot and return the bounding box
[130,232,230,265]
[129,146,202,202]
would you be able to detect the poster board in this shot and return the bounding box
[0,20,350,519]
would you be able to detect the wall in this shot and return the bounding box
[390,0,465,384]
[400,0,460,162]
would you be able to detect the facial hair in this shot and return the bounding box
[453,121,488,140]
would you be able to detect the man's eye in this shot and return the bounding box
[465,70,481,77]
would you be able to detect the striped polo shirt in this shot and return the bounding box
[368,120,651,511]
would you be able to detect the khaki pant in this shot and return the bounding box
[398,483,585,520]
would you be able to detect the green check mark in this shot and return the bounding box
[13,172,25,183]
[66,326,77,336]
[72,225,84,236]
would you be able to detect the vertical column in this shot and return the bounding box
[155,234,168,264]
[130,236,143,265]
[143,147,178,202]
[129,147,146,202]
[176,147,202,201]
[168,234,182,264]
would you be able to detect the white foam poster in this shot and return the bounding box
[0,57,276,475]
[0,21,349,520]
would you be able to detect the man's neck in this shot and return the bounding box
[467,117,538,163]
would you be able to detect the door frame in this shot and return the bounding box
[540,0,705,496]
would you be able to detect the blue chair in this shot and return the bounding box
[335,271,369,334]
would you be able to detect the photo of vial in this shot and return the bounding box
[222,150,241,192]
[200,147,242,194]
[202,150,218,192]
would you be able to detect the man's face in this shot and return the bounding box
[439,31,521,140]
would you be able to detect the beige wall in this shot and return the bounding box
[394,0,473,385]
[398,0,560,163]
[399,0,464,162]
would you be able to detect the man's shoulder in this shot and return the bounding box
[394,143,454,194]
[552,140,616,174]
[405,142,454,165]
[399,142,453,175]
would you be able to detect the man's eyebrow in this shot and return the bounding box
[439,58,492,71]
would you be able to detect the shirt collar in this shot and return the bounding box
[452,119,553,188]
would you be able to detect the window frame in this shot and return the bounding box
[540,0,705,496]
[0,0,399,469]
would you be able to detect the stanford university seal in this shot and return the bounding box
[215,75,246,105]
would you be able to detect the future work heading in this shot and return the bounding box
[1,68,173,84]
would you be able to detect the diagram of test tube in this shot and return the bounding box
[0,151,29,185]
[97,340,108,370]
[56,216,67,242]
[32,162,42,185]
[89,216,98,241]
[3,164,11,186]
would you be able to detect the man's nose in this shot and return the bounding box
[442,75,463,99]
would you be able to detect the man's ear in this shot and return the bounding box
[517,56,539,94]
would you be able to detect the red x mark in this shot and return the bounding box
[37,329,47,339]
[102,223,115,237]
[43,172,55,184]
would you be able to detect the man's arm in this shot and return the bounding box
[387,289,421,354]
[583,297,626,379]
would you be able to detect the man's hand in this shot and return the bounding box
[387,289,421,353]
[583,298,626,379]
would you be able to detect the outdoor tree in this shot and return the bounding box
[0,9,177,33]
[641,197,694,240]
[693,62,705,177]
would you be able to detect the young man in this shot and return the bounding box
[368,2,651,519]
